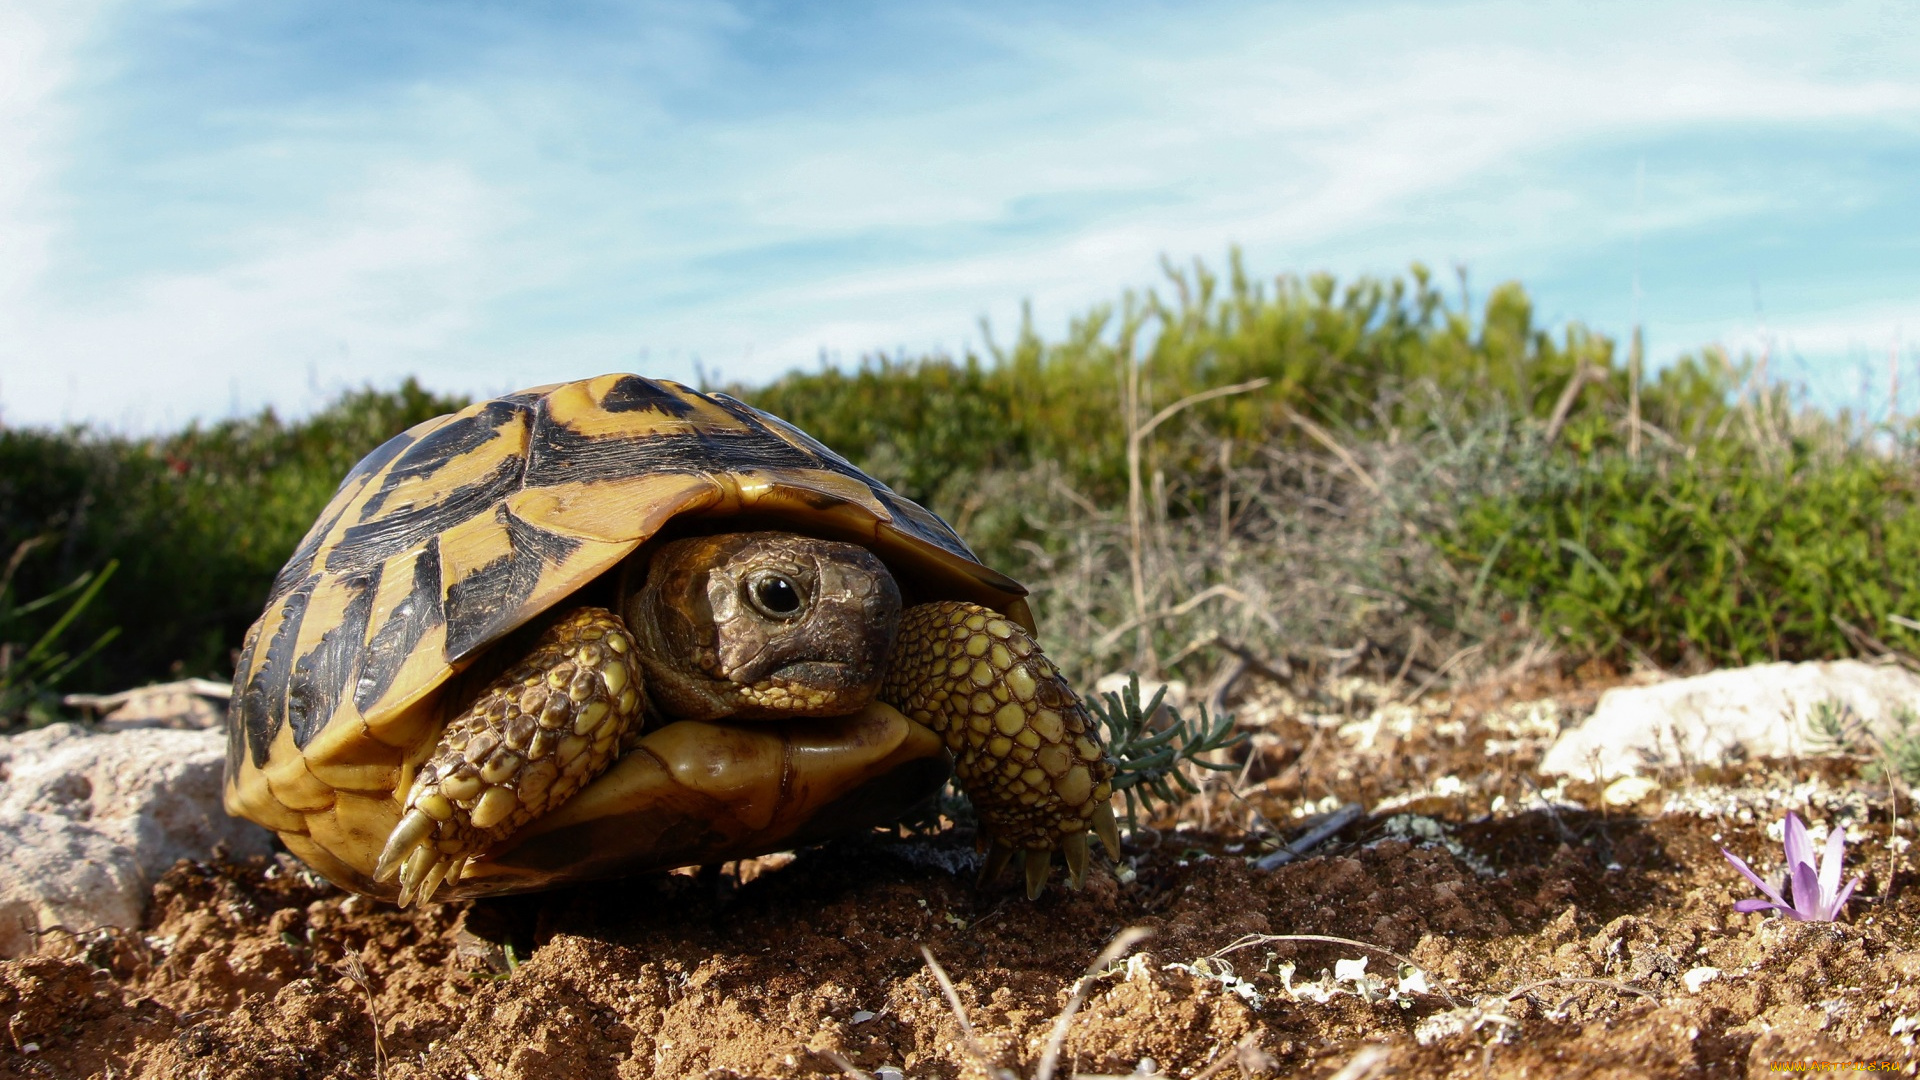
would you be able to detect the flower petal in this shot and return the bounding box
[1828,874,1863,920]
[1791,857,1822,921]
[1818,823,1847,904]
[1722,848,1790,909]
[1733,898,1783,913]
[1782,812,1815,876]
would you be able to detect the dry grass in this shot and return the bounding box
[1003,388,1545,701]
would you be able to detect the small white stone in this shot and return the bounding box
[1602,775,1660,807]
[850,1010,876,1024]
[1683,967,1720,993]
[1396,966,1431,996]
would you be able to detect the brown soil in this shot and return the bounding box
[6,669,1917,1079]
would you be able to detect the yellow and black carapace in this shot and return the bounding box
[225,374,1117,905]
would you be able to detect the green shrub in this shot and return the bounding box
[737,253,1630,516]
[0,252,1882,699]
[0,380,466,693]
[1445,440,1920,668]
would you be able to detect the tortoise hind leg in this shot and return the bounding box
[880,602,1119,898]
[376,607,644,905]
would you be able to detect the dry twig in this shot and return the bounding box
[816,1048,874,1080]
[1125,378,1272,671]
[1033,926,1155,1080]
[1281,405,1382,496]
[920,946,1012,1080]
[1326,1044,1391,1080]
[1252,803,1364,870]
[339,951,387,1080]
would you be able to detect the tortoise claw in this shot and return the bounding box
[395,843,435,906]
[1063,832,1090,890]
[1023,848,1051,900]
[1093,802,1121,860]
[379,808,471,907]
[416,856,453,905]
[396,846,467,908]
[375,808,435,883]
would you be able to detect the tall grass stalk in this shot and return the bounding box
[0,539,120,729]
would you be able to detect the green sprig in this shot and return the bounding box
[1088,674,1247,829]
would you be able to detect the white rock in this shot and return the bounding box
[1541,660,1920,781]
[1683,966,1721,993]
[0,723,274,957]
[1601,775,1661,807]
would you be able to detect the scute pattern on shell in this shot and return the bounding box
[227,374,1010,783]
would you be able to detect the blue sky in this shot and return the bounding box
[3,0,1917,429]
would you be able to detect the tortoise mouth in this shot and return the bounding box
[448,701,949,895]
[765,659,867,687]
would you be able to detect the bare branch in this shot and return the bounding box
[1279,405,1381,496]
[1543,363,1603,447]
[920,946,1008,1079]
[1033,926,1154,1080]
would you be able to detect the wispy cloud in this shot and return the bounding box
[3,0,1917,427]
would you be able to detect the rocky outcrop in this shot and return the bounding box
[0,723,273,957]
[1540,659,1920,780]
[63,677,231,731]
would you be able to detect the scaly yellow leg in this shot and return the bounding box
[881,602,1120,898]
[375,607,644,905]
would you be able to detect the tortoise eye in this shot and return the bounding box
[746,572,805,619]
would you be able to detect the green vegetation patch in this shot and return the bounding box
[0,252,1904,711]
[0,381,464,702]
[1449,441,1920,669]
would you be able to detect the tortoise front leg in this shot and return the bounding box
[881,602,1120,898]
[375,607,644,905]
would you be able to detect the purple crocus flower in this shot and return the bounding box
[1720,812,1863,922]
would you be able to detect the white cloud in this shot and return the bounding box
[0,0,100,317]
[2,0,1917,427]
[5,159,514,428]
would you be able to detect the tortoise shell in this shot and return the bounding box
[224,373,1032,893]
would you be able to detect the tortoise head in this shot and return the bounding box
[625,531,903,722]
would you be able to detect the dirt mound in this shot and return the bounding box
[6,676,1915,1078]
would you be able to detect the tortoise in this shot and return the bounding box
[224,373,1118,906]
